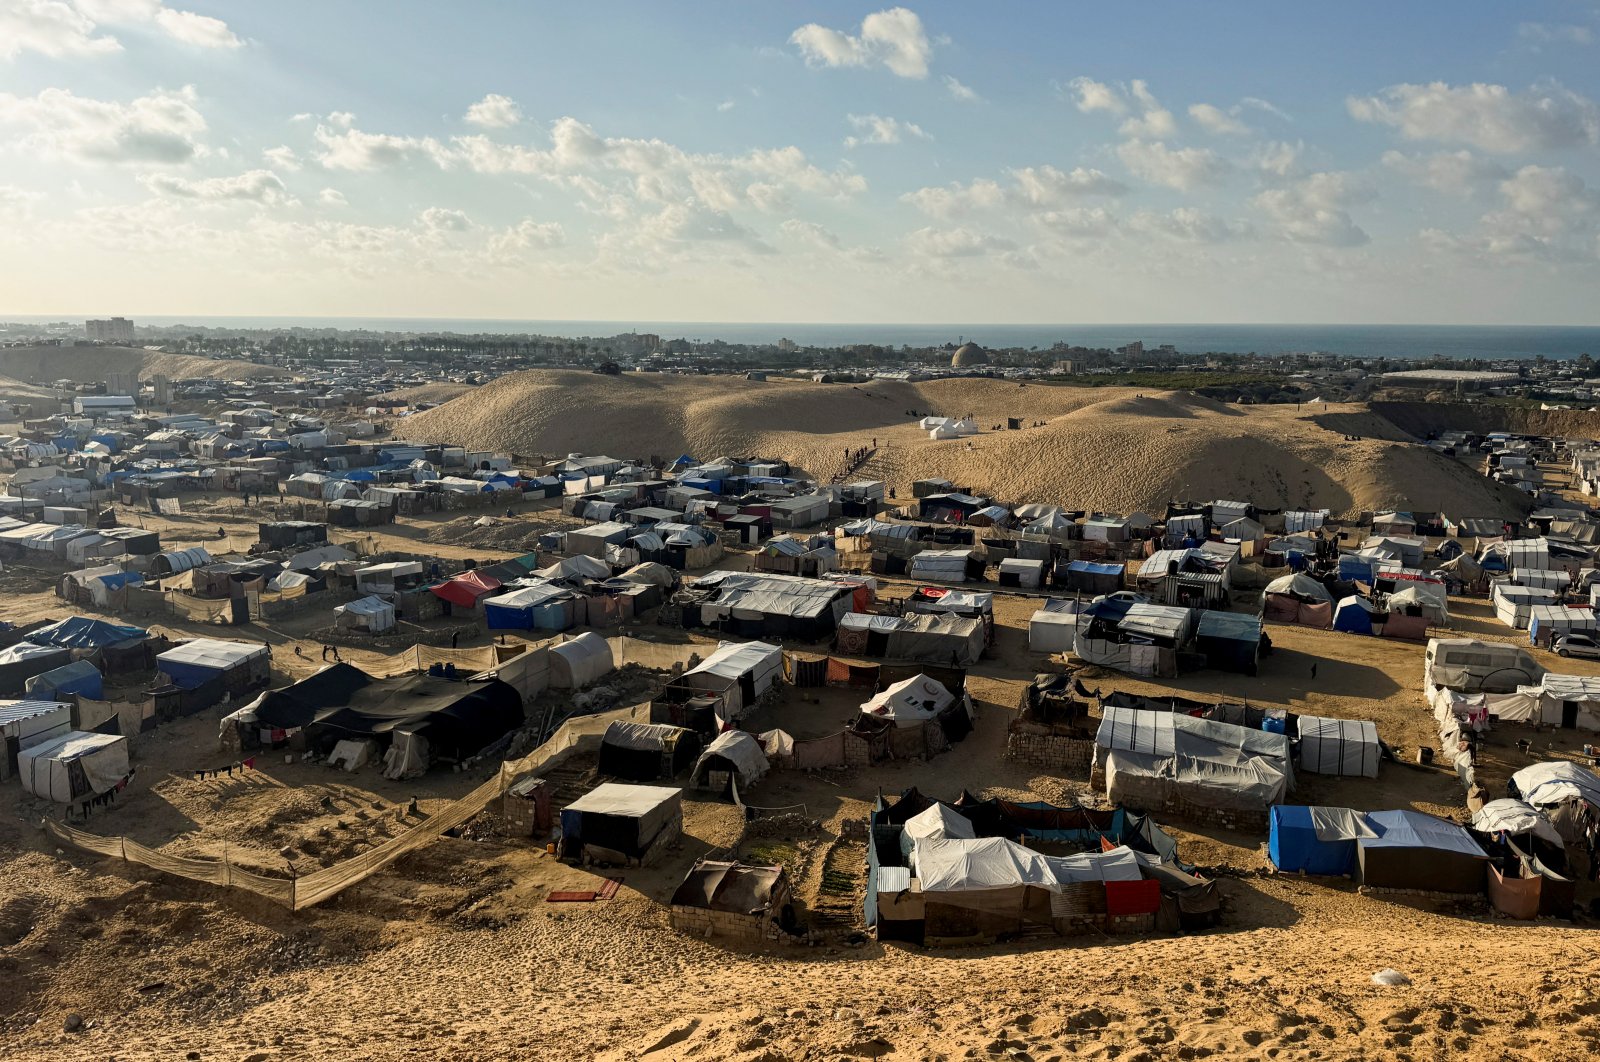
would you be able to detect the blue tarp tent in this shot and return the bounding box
[680,477,721,494]
[483,583,570,631]
[1331,596,1375,635]
[1268,806,1373,876]
[28,617,148,650]
[24,659,104,700]
[1337,555,1374,582]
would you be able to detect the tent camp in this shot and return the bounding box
[997,558,1045,590]
[0,642,72,696]
[1472,799,1562,846]
[1193,611,1264,674]
[862,675,964,729]
[907,549,982,584]
[0,699,73,780]
[1296,715,1380,777]
[1357,809,1488,894]
[1028,608,1078,654]
[1511,761,1600,842]
[1331,595,1377,635]
[155,639,270,691]
[23,659,103,701]
[1263,572,1334,629]
[679,641,782,723]
[17,730,128,802]
[1493,583,1559,629]
[1268,805,1378,876]
[691,729,770,793]
[561,782,682,866]
[222,664,524,774]
[429,570,502,608]
[597,721,701,782]
[334,595,396,633]
[549,632,614,689]
[482,581,575,632]
[1095,706,1292,822]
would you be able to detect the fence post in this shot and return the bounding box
[223,842,231,886]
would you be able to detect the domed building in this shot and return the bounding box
[950,341,989,368]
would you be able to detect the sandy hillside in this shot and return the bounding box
[0,345,288,384]
[380,381,477,406]
[404,371,1530,517]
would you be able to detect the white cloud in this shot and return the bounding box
[489,217,564,255]
[464,93,522,128]
[1038,207,1117,238]
[70,0,241,50]
[943,75,978,102]
[0,0,121,60]
[903,164,1124,219]
[1130,207,1253,243]
[1119,80,1176,138]
[326,110,356,129]
[1188,102,1251,136]
[1381,149,1508,195]
[1252,140,1304,178]
[314,124,450,171]
[318,187,347,207]
[790,7,932,79]
[716,100,736,113]
[0,85,207,164]
[143,168,293,206]
[1240,96,1291,122]
[1517,22,1594,47]
[630,202,776,255]
[419,206,471,232]
[1116,140,1229,191]
[779,218,841,249]
[904,226,1017,258]
[1066,76,1126,116]
[1431,165,1600,263]
[1348,81,1600,153]
[152,7,239,48]
[1252,171,1373,247]
[262,145,301,171]
[843,113,930,148]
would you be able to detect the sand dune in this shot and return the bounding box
[405,370,1530,517]
[0,345,288,384]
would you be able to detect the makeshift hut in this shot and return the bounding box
[548,632,614,689]
[154,639,271,695]
[1356,809,1488,894]
[669,860,795,941]
[0,643,73,696]
[1296,716,1380,777]
[0,699,73,780]
[597,721,701,782]
[1268,805,1376,876]
[561,782,682,866]
[1263,572,1333,628]
[691,729,770,794]
[23,659,103,702]
[334,595,397,634]
[18,730,128,803]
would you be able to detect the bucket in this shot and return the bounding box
[546,842,556,855]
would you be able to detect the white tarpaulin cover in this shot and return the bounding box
[1097,706,1293,810]
[157,638,269,673]
[1513,761,1600,808]
[18,730,128,802]
[862,675,956,727]
[1472,798,1562,845]
[692,730,769,789]
[1308,806,1380,841]
[1265,572,1333,602]
[1297,715,1381,778]
[549,632,614,689]
[335,595,396,632]
[903,804,976,850]
[913,837,1059,891]
[685,641,782,693]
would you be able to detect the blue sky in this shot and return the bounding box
[2,1,1599,323]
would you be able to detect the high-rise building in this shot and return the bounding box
[86,317,135,344]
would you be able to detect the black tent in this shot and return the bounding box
[597,721,701,781]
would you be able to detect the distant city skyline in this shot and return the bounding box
[2,3,1600,323]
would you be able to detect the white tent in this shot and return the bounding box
[355,561,424,594]
[997,557,1045,589]
[1264,572,1333,602]
[691,730,770,790]
[537,554,612,582]
[682,641,782,722]
[18,730,128,802]
[861,675,958,728]
[619,562,675,587]
[334,594,396,633]
[1512,761,1600,808]
[1472,798,1562,845]
[1387,583,1449,626]
[1028,609,1077,653]
[902,804,976,856]
[549,632,614,689]
[1297,715,1380,778]
[907,549,974,584]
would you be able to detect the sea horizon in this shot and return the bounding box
[6,316,1600,361]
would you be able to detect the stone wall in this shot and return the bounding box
[668,905,774,943]
[1005,731,1095,772]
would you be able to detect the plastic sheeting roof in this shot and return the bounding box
[862,674,955,726]
[565,782,681,818]
[1472,798,1563,844]
[28,616,147,649]
[1512,761,1600,808]
[156,639,268,672]
[686,641,782,682]
[693,730,769,788]
[1361,810,1487,858]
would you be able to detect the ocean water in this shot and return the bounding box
[9,316,1600,360]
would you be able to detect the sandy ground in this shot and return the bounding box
[402,371,1530,518]
[0,422,1596,1060]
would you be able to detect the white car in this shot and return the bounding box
[1554,633,1600,659]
